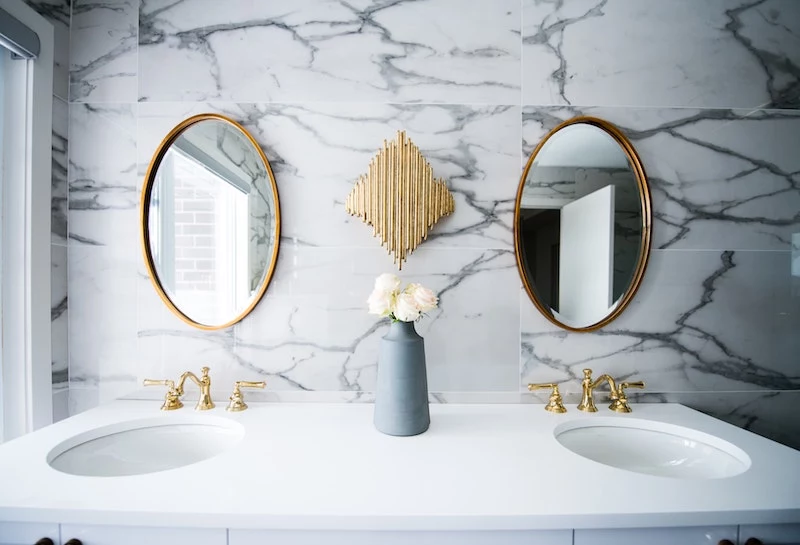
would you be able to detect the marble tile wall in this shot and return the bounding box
[26,0,71,422]
[67,0,800,448]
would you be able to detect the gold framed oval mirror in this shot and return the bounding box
[141,113,280,330]
[515,116,652,332]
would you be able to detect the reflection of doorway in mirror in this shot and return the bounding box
[558,185,615,326]
[518,209,560,310]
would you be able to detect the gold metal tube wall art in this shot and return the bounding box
[345,130,455,269]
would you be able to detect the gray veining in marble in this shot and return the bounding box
[137,102,519,250]
[521,250,800,393]
[523,106,800,251]
[63,0,800,450]
[51,98,69,390]
[51,245,68,389]
[52,97,69,244]
[135,245,519,395]
[138,0,520,104]
[70,0,137,102]
[69,103,138,250]
[523,0,800,109]
[31,0,74,401]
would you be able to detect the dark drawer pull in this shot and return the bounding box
[65,540,83,545]
[34,540,54,545]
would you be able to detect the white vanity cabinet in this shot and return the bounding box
[4,523,800,545]
[57,524,226,545]
[739,524,800,544]
[0,522,58,545]
[228,529,572,545]
[574,526,738,545]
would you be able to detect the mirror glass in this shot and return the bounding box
[143,115,280,329]
[516,118,650,331]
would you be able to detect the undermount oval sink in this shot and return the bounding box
[554,418,751,479]
[47,416,244,477]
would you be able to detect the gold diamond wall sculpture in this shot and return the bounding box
[345,131,455,270]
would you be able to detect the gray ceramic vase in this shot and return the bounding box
[373,320,430,436]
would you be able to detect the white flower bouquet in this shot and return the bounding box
[367,273,438,322]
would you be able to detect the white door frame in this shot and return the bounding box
[0,0,53,441]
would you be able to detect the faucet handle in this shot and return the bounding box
[226,380,266,412]
[609,381,645,413]
[143,378,183,411]
[527,383,567,413]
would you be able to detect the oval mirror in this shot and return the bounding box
[515,116,651,331]
[141,114,280,330]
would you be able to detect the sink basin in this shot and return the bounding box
[554,418,751,479]
[47,417,244,477]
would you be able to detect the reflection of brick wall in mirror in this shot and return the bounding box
[172,154,218,295]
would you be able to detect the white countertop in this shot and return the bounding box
[0,401,799,530]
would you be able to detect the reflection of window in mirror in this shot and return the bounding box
[142,114,280,330]
[153,148,251,321]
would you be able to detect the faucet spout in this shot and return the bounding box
[577,369,619,412]
[176,367,215,411]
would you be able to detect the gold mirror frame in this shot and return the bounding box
[514,116,652,332]
[140,113,281,330]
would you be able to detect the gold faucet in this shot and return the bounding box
[609,381,645,413]
[577,368,620,412]
[176,366,215,411]
[226,380,266,412]
[143,378,184,411]
[527,383,567,413]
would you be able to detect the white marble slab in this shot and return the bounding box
[136,245,520,395]
[521,249,800,394]
[59,0,800,454]
[138,102,519,250]
[138,0,520,104]
[69,102,138,252]
[70,0,137,102]
[522,0,800,109]
[51,96,68,244]
[522,106,800,251]
[68,244,138,403]
[51,245,68,389]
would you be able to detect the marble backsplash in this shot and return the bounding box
[65,0,800,448]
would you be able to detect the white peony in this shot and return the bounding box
[405,283,438,312]
[374,273,401,293]
[393,292,421,322]
[367,288,394,317]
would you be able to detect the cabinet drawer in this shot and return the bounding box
[59,524,226,545]
[574,526,737,545]
[0,522,58,545]
[229,529,572,545]
[740,524,800,544]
